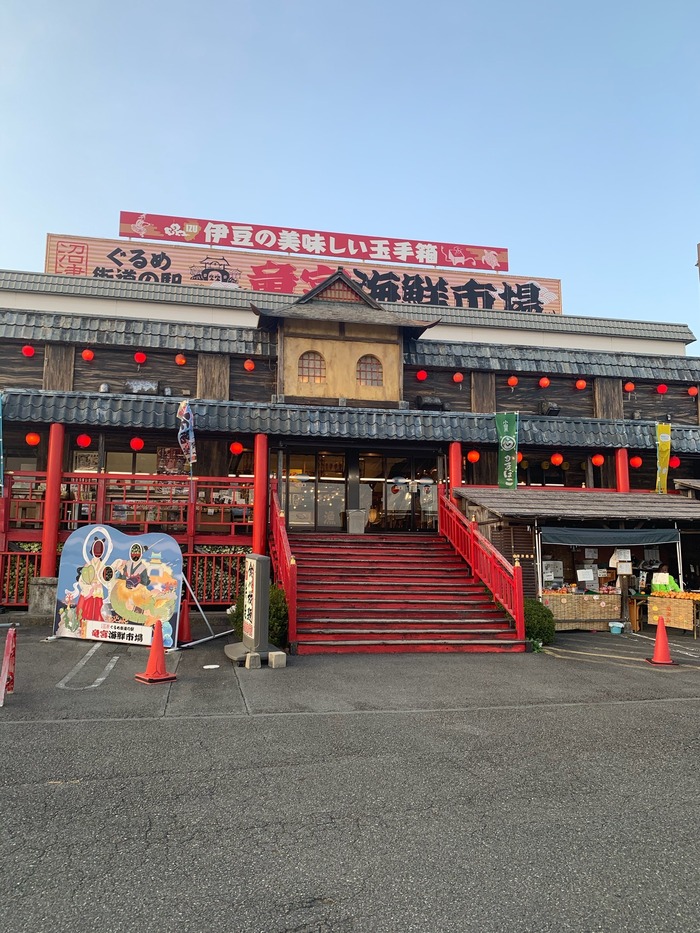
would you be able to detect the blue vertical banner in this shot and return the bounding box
[177,400,197,466]
[496,411,519,490]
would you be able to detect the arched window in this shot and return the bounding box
[298,351,326,384]
[356,354,383,387]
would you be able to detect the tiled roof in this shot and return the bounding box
[3,389,700,451]
[407,340,700,380]
[0,309,276,355]
[0,269,694,343]
[454,487,700,522]
[254,299,436,330]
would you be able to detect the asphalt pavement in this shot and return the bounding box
[2,620,700,933]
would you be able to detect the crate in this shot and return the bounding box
[648,596,697,632]
[542,593,622,631]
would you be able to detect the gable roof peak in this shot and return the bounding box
[294,267,384,309]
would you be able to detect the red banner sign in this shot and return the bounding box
[119,211,509,272]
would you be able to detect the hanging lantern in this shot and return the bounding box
[624,381,635,393]
[416,369,428,382]
[507,376,519,388]
[76,434,92,449]
[134,351,147,365]
[538,377,550,389]
[25,432,41,446]
[520,460,529,470]
[575,379,587,390]
[21,345,35,358]
[688,386,699,397]
[562,462,570,471]
[629,455,643,469]
[551,453,564,466]
[175,353,187,366]
[244,359,256,372]
[452,372,464,384]
[81,349,95,362]
[656,383,668,394]
[230,441,244,455]
[591,454,605,467]
[517,451,523,463]
[130,437,145,451]
[541,461,551,470]
[466,450,480,463]
[669,455,681,469]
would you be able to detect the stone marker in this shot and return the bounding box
[245,652,261,669]
[268,651,287,669]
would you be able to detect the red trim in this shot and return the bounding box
[252,434,268,556]
[448,441,463,501]
[40,423,64,577]
[615,448,630,493]
[269,489,298,644]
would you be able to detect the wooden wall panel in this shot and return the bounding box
[471,372,496,413]
[496,376,595,418]
[622,381,700,425]
[43,344,75,391]
[230,356,277,403]
[193,437,229,477]
[403,366,472,411]
[0,345,45,390]
[72,348,198,397]
[197,354,230,400]
[593,378,624,420]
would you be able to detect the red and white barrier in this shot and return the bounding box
[0,627,17,707]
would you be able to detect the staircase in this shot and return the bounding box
[289,534,528,654]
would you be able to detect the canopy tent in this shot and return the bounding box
[540,527,680,547]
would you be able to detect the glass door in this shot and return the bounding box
[281,451,346,532]
[358,453,439,532]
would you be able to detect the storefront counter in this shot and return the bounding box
[648,595,700,634]
[541,592,622,631]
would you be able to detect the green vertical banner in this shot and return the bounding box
[655,422,671,494]
[496,411,519,490]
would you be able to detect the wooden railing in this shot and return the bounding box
[269,489,297,645]
[0,549,41,607]
[438,492,525,640]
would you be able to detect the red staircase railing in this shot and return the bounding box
[438,491,525,640]
[269,489,297,645]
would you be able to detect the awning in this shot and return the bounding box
[540,527,680,546]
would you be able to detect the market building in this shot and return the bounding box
[2,221,700,651]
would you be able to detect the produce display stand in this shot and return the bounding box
[647,595,700,635]
[541,592,622,632]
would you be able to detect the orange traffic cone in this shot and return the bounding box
[646,616,678,666]
[135,620,177,684]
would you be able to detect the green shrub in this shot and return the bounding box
[524,597,556,646]
[227,584,289,649]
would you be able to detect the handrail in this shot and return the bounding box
[269,489,297,646]
[438,492,525,640]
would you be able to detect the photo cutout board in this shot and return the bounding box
[54,525,183,648]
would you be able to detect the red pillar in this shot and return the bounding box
[448,441,463,501]
[615,448,630,493]
[252,433,269,556]
[40,423,65,577]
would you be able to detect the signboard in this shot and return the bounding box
[655,423,671,494]
[120,210,509,272]
[242,554,270,651]
[46,234,562,314]
[495,411,519,489]
[54,525,183,647]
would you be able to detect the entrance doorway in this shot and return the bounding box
[358,453,438,532]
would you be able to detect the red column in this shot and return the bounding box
[40,423,65,577]
[615,448,630,493]
[448,441,463,501]
[252,433,269,556]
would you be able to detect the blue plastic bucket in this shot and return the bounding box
[609,623,624,635]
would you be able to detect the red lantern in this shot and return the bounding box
[538,377,550,389]
[624,381,635,393]
[130,437,145,451]
[134,351,147,365]
[21,345,35,358]
[230,441,244,455]
[688,386,699,397]
[244,359,255,372]
[551,453,564,466]
[416,370,428,382]
[517,451,523,463]
[452,372,464,384]
[669,455,681,469]
[507,376,518,388]
[25,432,40,446]
[81,349,95,362]
[175,353,187,366]
[467,450,480,463]
[76,434,92,449]
[575,379,587,390]
[591,454,605,467]
[656,383,668,394]
[629,456,643,469]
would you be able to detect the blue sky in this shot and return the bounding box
[1,1,699,341]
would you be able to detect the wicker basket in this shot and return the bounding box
[543,593,622,631]
[648,596,697,632]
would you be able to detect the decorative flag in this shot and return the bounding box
[177,400,197,466]
[496,411,519,490]
[655,422,671,494]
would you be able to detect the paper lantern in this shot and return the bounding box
[25,432,40,446]
[130,437,145,451]
[507,376,519,388]
[656,383,668,394]
[688,386,699,397]
[624,382,635,393]
[134,351,147,365]
[244,359,256,372]
[669,455,681,469]
[551,453,564,466]
[466,450,480,463]
[520,460,529,470]
[591,454,605,467]
[175,353,187,366]
[629,456,643,469]
[541,461,551,470]
[81,349,95,362]
[575,379,587,390]
[452,372,464,384]
[517,451,523,463]
[538,377,550,389]
[76,434,92,449]
[416,370,428,382]
[230,441,244,455]
[21,345,35,358]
